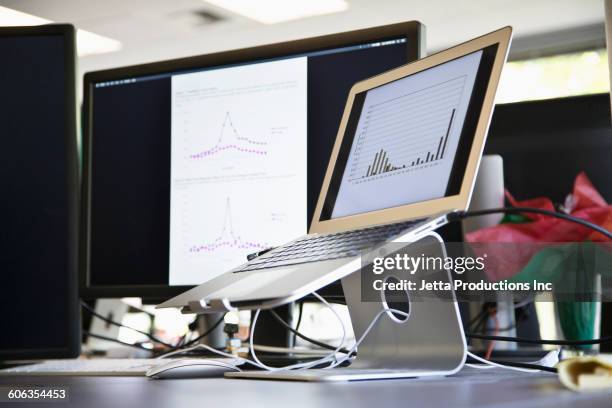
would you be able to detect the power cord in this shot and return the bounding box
[488,360,557,373]
[83,330,152,351]
[451,205,611,348]
[155,315,226,358]
[448,206,611,239]
[465,333,612,346]
[173,292,349,372]
[466,351,539,373]
[269,309,352,354]
[85,208,609,370]
[166,297,554,374]
[293,301,304,345]
[175,315,225,349]
[82,300,225,353]
[252,344,332,356]
[268,299,557,372]
[81,300,174,348]
[249,292,348,371]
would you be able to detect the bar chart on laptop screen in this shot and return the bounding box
[347,77,464,183]
[169,57,308,285]
[332,50,483,219]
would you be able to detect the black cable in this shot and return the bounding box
[83,330,152,351]
[175,334,187,348]
[154,316,225,358]
[81,301,174,348]
[467,303,494,332]
[467,308,487,330]
[475,305,518,334]
[166,315,225,351]
[467,303,494,337]
[322,298,347,305]
[269,310,352,355]
[454,207,611,347]
[450,207,612,239]
[491,360,557,373]
[466,333,612,346]
[474,313,489,334]
[257,206,611,361]
[293,301,304,345]
[484,324,516,333]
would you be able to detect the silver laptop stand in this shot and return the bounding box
[226,232,467,382]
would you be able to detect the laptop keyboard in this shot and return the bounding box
[234,219,424,273]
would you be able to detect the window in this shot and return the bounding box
[496,49,609,104]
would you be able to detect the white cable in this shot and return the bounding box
[154,344,244,371]
[296,292,348,369]
[329,307,542,374]
[466,351,539,373]
[156,343,203,360]
[155,292,346,373]
[328,307,408,368]
[252,344,330,356]
[534,349,560,368]
[249,309,282,370]
[248,292,348,371]
[466,363,495,369]
[157,343,237,361]
[158,296,541,375]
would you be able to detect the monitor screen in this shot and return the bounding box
[167,56,308,286]
[84,24,423,295]
[319,44,499,222]
[0,25,79,359]
[331,51,483,219]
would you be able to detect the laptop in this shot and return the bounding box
[158,27,512,315]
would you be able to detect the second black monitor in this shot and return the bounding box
[0,24,79,360]
[82,21,425,299]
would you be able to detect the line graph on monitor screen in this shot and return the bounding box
[169,57,307,285]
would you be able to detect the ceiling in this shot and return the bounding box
[0,0,605,76]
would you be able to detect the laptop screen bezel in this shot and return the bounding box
[310,27,512,234]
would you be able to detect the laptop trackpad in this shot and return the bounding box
[209,268,298,299]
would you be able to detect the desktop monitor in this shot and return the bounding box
[0,24,80,360]
[81,22,425,301]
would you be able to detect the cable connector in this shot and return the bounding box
[446,211,466,223]
[246,247,277,261]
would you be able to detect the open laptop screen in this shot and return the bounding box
[321,45,498,220]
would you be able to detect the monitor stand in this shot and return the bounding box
[195,313,226,349]
[226,232,467,382]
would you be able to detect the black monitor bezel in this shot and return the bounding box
[0,24,80,360]
[80,21,424,301]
